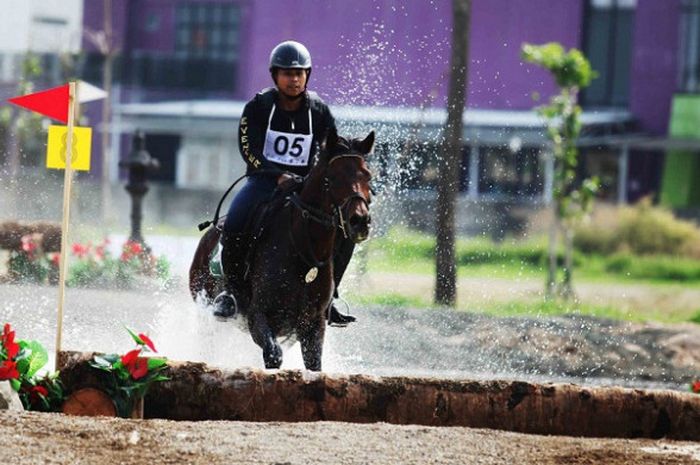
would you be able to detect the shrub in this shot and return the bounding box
[690,310,700,324]
[66,239,171,289]
[574,198,700,258]
[616,199,700,256]
[6,233,59,285]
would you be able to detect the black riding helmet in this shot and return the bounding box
[269,40,312,87]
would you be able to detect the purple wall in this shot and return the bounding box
[629,0,680,135]
[242,0,583,109]
[82,0,679,131]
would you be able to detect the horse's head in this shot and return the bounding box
[322,128,375,244]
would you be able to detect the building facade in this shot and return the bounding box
[78,0,697,215]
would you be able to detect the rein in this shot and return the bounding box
[287,153,370,271]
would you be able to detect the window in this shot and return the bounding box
[581,0,636,107]
[478,147,544,199]
[126,2,241,91]
[175,3,240,61]
[680,0,700,92]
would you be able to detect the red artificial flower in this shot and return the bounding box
[129,242,143,255]
[128,357,149,380]
[71,243,89,259]
[31,385,48,397]
[21,235,38,254]
[138,333,157,353]
[121,349,141,366]
[0,360,19,380]
[692,380,700,394]
[49,253,60,267]
[1,324,19,360]
[94,245,105,260]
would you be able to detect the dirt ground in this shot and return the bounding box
[2,410,699,465]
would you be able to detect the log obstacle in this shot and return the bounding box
[57,351,700,440]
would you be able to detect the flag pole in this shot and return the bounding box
[55,81,78,370]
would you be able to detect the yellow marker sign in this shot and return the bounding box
[46,125,92,171]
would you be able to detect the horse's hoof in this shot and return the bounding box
[212,292,237,319]
[264,344,283,369]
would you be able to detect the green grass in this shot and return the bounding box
[347,292,700,324]
[349,292,430,308]
[367,227,700,285]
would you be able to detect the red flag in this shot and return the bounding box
[8,84,69,123]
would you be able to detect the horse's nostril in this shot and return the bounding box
[350,215,362,226]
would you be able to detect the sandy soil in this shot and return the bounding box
[2,410,700,465]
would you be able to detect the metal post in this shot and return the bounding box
[468,144,479,200]
[543,148,554,205]
[617,144,629,205]
[119,131,160,246]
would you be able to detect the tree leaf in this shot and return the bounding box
[147,358,167,370]
[25,341,48,378]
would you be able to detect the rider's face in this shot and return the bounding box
[275,68,307,98]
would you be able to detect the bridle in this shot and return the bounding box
[287,154,371,270]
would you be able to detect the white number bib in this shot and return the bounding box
[262,104,313,167]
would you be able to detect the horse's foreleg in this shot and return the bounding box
[299,316,326,372]
[248,309,282,369]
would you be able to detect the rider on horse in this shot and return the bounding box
[215,40,356,326]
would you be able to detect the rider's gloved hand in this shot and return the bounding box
[277,173,303,192]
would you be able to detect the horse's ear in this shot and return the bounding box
[358,130,375,157]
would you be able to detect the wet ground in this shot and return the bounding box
[2,279,698,390]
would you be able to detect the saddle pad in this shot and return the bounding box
[209,241,224,278]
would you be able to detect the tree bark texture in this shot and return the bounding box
[435,0,471,306]
[58,351,700,440]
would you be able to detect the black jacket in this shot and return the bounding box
[238,87,336,177]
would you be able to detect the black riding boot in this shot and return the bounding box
[328,237,357,327]
[213,233,249,319]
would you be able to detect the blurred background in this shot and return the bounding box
[0,0,699,341]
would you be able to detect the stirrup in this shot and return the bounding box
[328,298,356,327]
[213,291,238,320]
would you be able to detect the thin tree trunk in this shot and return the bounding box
[546,206,558,299]
[435,0,470,306]
[101,0,114,226]
[562,225,575,300]
[6,109,20,178]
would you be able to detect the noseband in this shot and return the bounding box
[290,154,370,238]
[286,154,371,270]
[326,155,371,240]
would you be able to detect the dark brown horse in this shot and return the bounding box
[190,129,374,371]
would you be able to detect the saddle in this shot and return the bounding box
[209,178,304,281]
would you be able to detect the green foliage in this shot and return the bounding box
[373,229,583,269]
[521,42,597,88]
[1,323,65,411]
[605,254,700,282]
[371,227,700,283]
[88,329,168,418]
[480,300,628,320]
[351,292,429,308]
[66,239,171,289]
[574,199,700,258]
[690,310,700,324]
[616,199,700,256]
[521,42,600,298]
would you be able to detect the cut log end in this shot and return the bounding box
[62,388,116,417]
